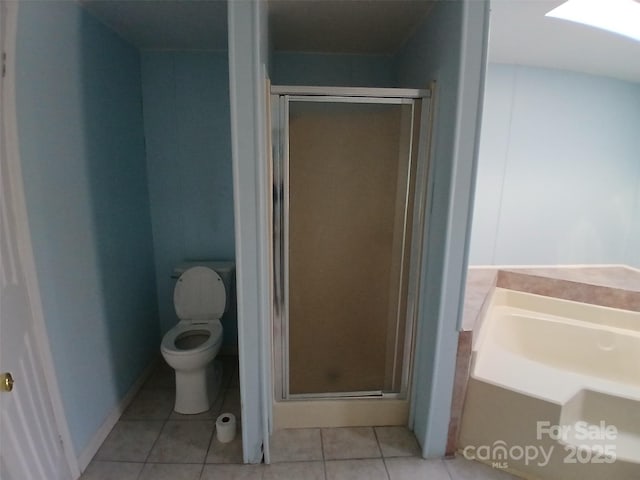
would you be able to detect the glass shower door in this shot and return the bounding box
[278,96,418,398]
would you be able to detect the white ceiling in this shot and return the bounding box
[79,1,228,50]
[268,1,435,54]
[78,0,640,82]
[80,0,435,54]
[489,0,640,83]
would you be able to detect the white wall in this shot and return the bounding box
[395,0,489,457]
[228,0,271,464]
[469,64,640,266]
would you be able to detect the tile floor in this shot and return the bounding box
[82,356,520,480]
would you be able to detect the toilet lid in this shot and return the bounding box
[174,266,226,320]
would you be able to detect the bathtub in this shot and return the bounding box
[459,288,640,480]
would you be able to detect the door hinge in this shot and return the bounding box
[2,52,6,78]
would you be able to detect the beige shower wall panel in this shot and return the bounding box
[288,104,405,394]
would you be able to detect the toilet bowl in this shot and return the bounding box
[160,265,229,414]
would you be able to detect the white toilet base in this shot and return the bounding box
[174,360,222,414]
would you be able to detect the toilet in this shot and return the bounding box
[160,262,233,414]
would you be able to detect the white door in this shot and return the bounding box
[0,2,76,479]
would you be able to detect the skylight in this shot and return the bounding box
[546,0,640,42]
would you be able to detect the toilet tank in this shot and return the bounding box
[173,261,235,312]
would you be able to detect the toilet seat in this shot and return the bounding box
[161,319,223,356]
[174,266,226,321]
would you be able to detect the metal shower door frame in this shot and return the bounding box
[270,86,432,403]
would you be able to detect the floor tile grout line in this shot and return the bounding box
[323,455,387,462]
[319,428,328,480]
[201,413,218,467]
[380,456,392,480]
[200,387,227,466]
[271,457,334,465]
[197,461,207,480]
[319,428,326,462]
[442,457,457,480]
[372,426,383,457]
[141,416,170,465]
[133,460,144,480]
[373,427,392,480]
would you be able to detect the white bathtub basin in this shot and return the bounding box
[474,289,640,403]
[460,288,640,479]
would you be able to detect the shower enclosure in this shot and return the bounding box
[271,86,431,425]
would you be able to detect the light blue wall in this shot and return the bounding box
[395,0,489,457]
[16,1,157,455]
[469,64,640,266]
[140,52,236,345]
[272,52,395,87]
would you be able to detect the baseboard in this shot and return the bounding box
[77,358,159,472]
